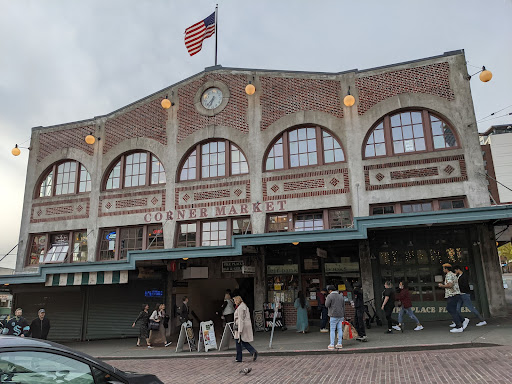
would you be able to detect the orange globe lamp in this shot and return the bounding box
[344,94,355,107]
[479,68,492,82]
[85,135,96,145]
[161,98,172,109]
[245,83,256,95]
[12,145,21,156]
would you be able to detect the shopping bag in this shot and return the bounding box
[342,321,358,340]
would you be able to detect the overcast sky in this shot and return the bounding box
[0,0,511,268]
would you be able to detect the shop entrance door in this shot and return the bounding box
[302,274,323,325]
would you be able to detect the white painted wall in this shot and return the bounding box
[489,133,512,203]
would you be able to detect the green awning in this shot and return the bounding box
[45,271,128,287]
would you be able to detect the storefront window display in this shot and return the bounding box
[266,250,299,303]
[324,246,361,303]
[371,226,479,318]
[72,231,88,262]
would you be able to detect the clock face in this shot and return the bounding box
[201,87,223,110]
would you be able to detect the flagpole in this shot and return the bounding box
[214,4,218,66]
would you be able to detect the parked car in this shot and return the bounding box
[0,335,163,384]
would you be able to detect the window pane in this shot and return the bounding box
[55,161,76,195]
[0,351,95,383]
[231,145,248,175]
[125,152,147,187]
[375,143,386,156]
[151,155,166,185]
[180,150,197,181]
[106,161,121,190]
[72,231,88,262]
[268,214,289,232]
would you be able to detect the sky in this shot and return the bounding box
[0,0,511,269]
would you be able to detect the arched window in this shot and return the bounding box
[265,126,344,171]
[363,110,459,158]
[179,140,249,181]
[38,160,91,197]
[104,151,166,190]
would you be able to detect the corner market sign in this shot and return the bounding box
[143,200,287,223]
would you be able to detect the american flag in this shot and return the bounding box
[184,12,216,57]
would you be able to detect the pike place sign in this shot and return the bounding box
[143,200,287,223]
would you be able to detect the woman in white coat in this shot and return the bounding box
[233,295,258,363]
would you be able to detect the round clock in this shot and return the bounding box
[201,87,223,110]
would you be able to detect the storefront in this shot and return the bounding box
[370,225,487,320]
[11,269,166,341]
[265,242,359,327]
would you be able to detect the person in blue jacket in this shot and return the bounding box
[2,308,30,337]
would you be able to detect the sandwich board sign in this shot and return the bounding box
[198,320,217,352]
[219,321,235,351]
[175,321,196,352]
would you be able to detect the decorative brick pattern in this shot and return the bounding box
[177,74,249,143]
[175,180,251,209]
[260,77,343,130]
[233,188,242,197]
[46,206,74,216]
[115,198,148,209]
[103,98,167,154]
[283,178,325,192]
[271,184,280,193]
[263,168,349,201]
[375,173,385,182]
[30,198,90,223]
[38,125,94,162]
[99,189,165,217]
[182,194,190,202]
[355,62,455,115]
[364,155,467,191]
[151,197,159,205]
[194,189,231,201]
[390,166,439,180]
[444,165,455,174]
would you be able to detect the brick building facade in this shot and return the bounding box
[2,50,511,341]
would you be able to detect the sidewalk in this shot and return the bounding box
[63,315,512,360]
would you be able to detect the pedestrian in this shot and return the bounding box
[132,303,151,348]
[381,281,400,333]
[179,296,190,324]
[325,285,345,350]
[159,303,172,347]
[294,291,310,333]
[221,290,235,324]
[396,282,424,331]
[1,308,30,337]
[318,288,329,333]
[148,303,166,346]
[28,309,51,340]
[233,295,258,363]
[438,263,467,333]
[454,265,487,327]
[353,282,367,341]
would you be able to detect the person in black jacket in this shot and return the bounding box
[353,282,367,341]
[179,296,190,324]
[454,265,486,327]
[28,309,51,340]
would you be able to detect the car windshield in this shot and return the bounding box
[0,351,97,384]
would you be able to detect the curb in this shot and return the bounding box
[99,342,501,361]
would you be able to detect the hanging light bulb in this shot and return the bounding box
[479,67,492,82]
[161,97,172,109]
[85,134,96,145]
[245,82,256,95]
[344,86,355,107]
[11,144,21,156]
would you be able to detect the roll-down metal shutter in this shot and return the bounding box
[15,288,83,342]
[84,281,163,340]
